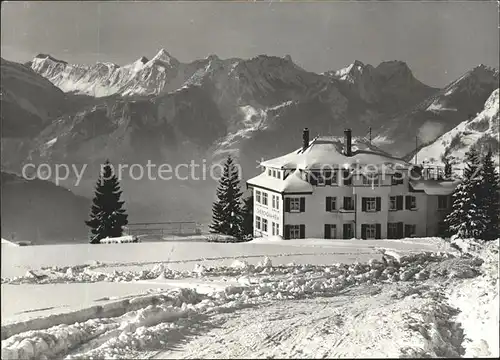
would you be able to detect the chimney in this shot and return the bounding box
[302,128,309,152]
[344,128,352,156]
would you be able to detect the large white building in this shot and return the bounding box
[246,128,459,240]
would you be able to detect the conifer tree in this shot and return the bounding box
[445,148,489,239]
[85,160,128,244]
[479,149,500,240]
[209,155,243,239]
[241,194,254,239]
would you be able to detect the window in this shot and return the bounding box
[362,197,381,212]
[277,171,281,179]
[256,216,261,230]
[342,170,352,186]
[324,224,337,239]
[363,174,379,186]
[272,169,277,178]
[262,192,268,206]
[325,170,337,186]
[389,196,397,211]
[405,224,416,237]
[317,171,326,186]
[388,223,398,239]
[271,222,280,236]
[438,195,448,210]
[268,169,271,176]
[405,196,417,210]
[272,195,280,210]
[289,198,301,212]
[326,197,337,211]
[389,196,404,211]
[361,224,381,239]
[290,225,301,239]
[343,197,355,211]
[366,197,376,212]
[262,218,268,233]
[343,223,354,239]
[256,190,261,204]
[392,172,404,185]
[365,224,376,239]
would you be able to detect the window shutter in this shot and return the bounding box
[376,224,381,239]
[325,171,332,186]
[361,224,367,240]
[397,222,404,238]
[300,224,305,239]
[284,225,290,239]
[285,198,291,212]
[362,198,367,212]
[326,197,332,212]
[405,196,411,210]
[376,197,381,211]
[404,224,411,237]
[324,224,331,239]
[300,197,305,212]
[343,224,348,239]
[396,196,403,210]
[310,172,317,185]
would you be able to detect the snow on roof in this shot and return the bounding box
[247,169,313,194]
[409,179,460,195]
[261,136,409,171]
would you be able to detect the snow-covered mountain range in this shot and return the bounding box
[1,49,498,237]
[411,88,499,167]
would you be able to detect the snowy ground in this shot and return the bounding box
[1,237,498,359]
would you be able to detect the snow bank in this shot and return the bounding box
[447,239,499,357]
[1,238,19,246]
[100,235,140,244]
[1,288,205,359]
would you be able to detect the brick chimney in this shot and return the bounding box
[302,128,309,152]
[344,128,352,156]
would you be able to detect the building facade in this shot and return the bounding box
[247,129,459,240]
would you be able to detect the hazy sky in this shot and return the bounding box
[1,1,498,87]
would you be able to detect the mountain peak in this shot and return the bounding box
[137,56,149,64]
[33,54,68,65]
[152,48,173,61]
[375,60,411,76]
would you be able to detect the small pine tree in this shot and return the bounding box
[85,160,128,244]
[445,148,489,239]
[209,155,243,240]
[479,149,500,240]
[241,194,254,239]
[441,155,454,179]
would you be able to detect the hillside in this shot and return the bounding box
[0,171,90,244]
[410,88,499,167]
[375,65,499,157]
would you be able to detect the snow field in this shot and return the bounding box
[2,248,480,360]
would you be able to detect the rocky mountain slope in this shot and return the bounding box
[375,65,499,157]
[410,88,499,167]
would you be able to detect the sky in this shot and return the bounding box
[1,1,498,88]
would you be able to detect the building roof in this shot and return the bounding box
[409,179,460,195]
[260,136,409,171]
[247,169,313,194]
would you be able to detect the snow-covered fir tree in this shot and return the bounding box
[85,160,128,244]
[209,155,243,240]
[445,148,489,239]
[479,149,500,240]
